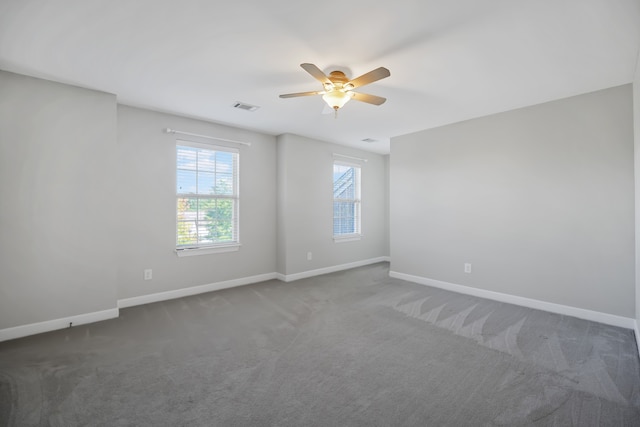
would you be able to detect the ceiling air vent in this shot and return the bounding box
[233,102,259,112]
[362,138,377,143]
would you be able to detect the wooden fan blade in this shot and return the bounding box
[347,67,390,89]
[279,90,325,98]
[351,92,386,105]
[300,63,333,87]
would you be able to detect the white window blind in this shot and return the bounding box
[333,161,361,237]
[176,140,239,249]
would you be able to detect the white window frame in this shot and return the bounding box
[333,160,362,242]
[175,140,240,256]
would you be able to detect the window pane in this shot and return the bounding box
[197,150,216,172]
[177,146,197,169]
[177,220,197,246]
[215,151,234,173]
[177,169,197,194]
[333,219,340,235]
[209,219,233,242]
[333,201,353,219]
[198,171,215,195]
[197,199,214,221]
[198,221,213,244]
[216,199,234,221]
[177,198,197,244]
[215,173,234,195]
[333,165,355,198]
[344,202,354,217]
[177,198,198,216]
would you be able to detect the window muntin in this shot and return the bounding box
[176,141,239,249]
[333,161,361,237]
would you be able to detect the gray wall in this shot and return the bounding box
[634,57,640,329]
[384,155,390,257]
[277,134,387,276]
[0,71,118,328]
[390,85,635,318]
[116,106,277,300]
[0,70,388,333]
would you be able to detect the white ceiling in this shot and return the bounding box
[1,0,639,154]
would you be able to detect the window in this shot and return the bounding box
[333,161,361,239]
[176,141,239,253]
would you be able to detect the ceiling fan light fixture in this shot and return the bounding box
[322,90,352,110]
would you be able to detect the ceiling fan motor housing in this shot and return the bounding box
[328,71,348,85]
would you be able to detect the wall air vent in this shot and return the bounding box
[233,102,260,112]
[362,138,377,143]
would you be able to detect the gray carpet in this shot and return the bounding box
[1,262,639,426]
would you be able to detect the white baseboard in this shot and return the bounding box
[117,272,278,309]
[389,271,636,330]
[0,308,119,343]
[278,256,390,282]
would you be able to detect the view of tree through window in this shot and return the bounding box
[333,162,361,236]
[176,143,238,248]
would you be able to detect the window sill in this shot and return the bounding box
[176,244,240,257]
[333,235,362,243]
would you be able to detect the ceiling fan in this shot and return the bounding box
[279,63,390,117]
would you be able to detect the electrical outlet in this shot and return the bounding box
[144,269,153,280]
[464,263,472,274]
[307,252,312,261]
